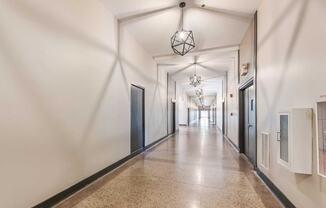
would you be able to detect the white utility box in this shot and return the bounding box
[316,98,326,178]
[277,108,313,174]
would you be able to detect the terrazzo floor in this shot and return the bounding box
[56,119,282,208]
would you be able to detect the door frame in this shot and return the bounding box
[238,12,258,167]
[239,79,257,167]
[131,84,145,152]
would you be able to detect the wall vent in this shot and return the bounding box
[261,132,270,170]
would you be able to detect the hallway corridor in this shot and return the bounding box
[57,125,282,208]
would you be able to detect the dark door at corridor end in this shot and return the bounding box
[243,85,256,165]
[130,85,145,154]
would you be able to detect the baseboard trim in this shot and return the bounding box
[223,134,240,152]
[256,169,296,208]
[189,120,197,124]
[145,133,173,150]
[216,126,222,132]
[33,134,173,208]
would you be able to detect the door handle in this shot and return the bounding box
[276,132,280,141]
[248,124,253,128]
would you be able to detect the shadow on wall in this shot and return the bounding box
[257,0,309,127]
[149,66,167,138]
[1,0,166,175]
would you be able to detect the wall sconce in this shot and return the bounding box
[240,63,250,76]
[230,94,233,98]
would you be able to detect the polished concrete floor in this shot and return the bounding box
[57,119,282,208]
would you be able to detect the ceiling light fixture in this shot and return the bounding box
[189,64,201,87]
[196,88,204,98]
[171,2,195,56]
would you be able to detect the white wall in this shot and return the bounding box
[215,78,225,130]
[177,85,189,125]
[239,20,255,86]
[257,0,326,207]
[188,97,199,124]
[226,52,239,146]
[0,1,167,207]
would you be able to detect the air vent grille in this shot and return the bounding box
[261,132,270,169]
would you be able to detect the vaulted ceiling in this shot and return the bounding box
[103,0,260,56]
[103,0,261,104]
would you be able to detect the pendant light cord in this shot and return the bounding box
[181,7,184,31]
[179,2,186,31]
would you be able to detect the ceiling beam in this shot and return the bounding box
[173,74,224,82]
[197,63,227,76]
[118,5,178,23]
[192,4,253,21]
[170,64,194,76]
[157,63,180,67]
[153,44,239,61]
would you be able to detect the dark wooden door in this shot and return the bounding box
[130,85,144,153]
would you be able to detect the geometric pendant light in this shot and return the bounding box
[189,73,201,87]
[189,64,201,87]
[195,88,204,98]
[171,2,195,56]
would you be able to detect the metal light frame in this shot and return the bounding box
[171,2,195,56]
[189,64,201,87]
[195,88,204,98]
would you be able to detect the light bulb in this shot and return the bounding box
[178,31,186,41]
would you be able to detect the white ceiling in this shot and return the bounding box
[102,0,261,106]
[102,0,261,56]
[161,51,236,105]
[180,77,223,96]
[158,51,236,81]
[102,0,261,19]
[122,7,249,56]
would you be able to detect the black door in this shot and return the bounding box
[172,103,176,133]
[222,102,225,134]
[244,85,256,165]
[214,108,217,125]
[130,85,144,154]
[187,108,190,126]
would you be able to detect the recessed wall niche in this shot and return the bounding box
[317,100,326,177]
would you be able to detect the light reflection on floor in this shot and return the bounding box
[57,123,282,208]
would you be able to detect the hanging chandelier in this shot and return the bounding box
[189,64,201,87]
[171,2,195,56]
